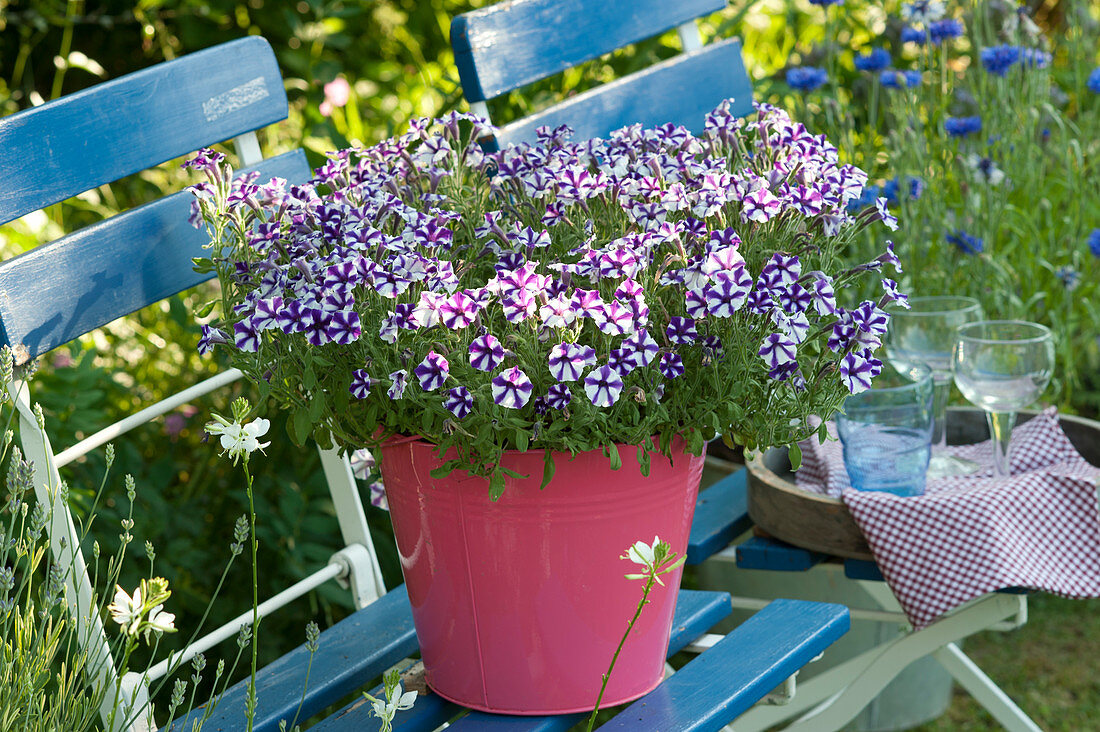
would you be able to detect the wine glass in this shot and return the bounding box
[952,320,1055,478]
[885,296,984,477]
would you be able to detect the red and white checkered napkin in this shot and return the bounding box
[796,410,1100,628]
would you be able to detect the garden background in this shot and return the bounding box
[2,0,1099,728]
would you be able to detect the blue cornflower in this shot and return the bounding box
[1088,229,1100,258]
[786,66,828,92]
[944,115,982,137]
[854,47,891,72]
[883,176,924,204]
[928,18,964,44]
[900,26,926,44]
[1088,68,1100,94]
[947,229,983,255]
[1055,266,1080,292]
[980,45,1021,75]
[880,69,922,88]
[845,184,880,213]
[1020,48,1051,69]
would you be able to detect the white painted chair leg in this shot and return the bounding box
[10,381,123,731]
[933,643,1043,732]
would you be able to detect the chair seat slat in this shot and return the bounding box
[687,466,752,566]
[492,40,754,150]
[0,150,311,363]
[313,589,733,732]
[451,0,727,102]
[607,599,850,731]
[0,37,289,223]
[162,585,419,732]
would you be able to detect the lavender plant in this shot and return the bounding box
[188,101,902,497]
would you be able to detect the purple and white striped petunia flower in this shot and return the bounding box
[583,365,625,408]
[607,348,635,376]
[491,367,534,409]
[621,329,659,368]
[741,186,781,223]
[666,317,699,345]
[545,383,572,410]
[704,269,752,318]
[388,369,408,400]
[349,369,372,399]
[881,279,909,309]
[841,350,882,394]
[548,343,597,382]
[326,310,362,345]
[198,325,229,355]
[439,291,480,329]
[809,273,837,315]
[658,352,685,379]
[414,351,450,391]
[758,333,798,369]
[469,334,505,372]
[233,319,260,352]
[443,386,474,419]
[252,297,284,331]
[593,301,635,336]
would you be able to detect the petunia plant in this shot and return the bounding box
[187,101,902,497]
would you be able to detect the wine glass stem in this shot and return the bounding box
[931,379,950,451]
[986,410,1017,478]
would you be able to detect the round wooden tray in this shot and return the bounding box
[746,407,1100,561]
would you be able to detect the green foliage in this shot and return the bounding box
[752,0,1100,413]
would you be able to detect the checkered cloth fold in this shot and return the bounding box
[797,409,1100,628]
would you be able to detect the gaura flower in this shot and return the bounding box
[205,415,270,463]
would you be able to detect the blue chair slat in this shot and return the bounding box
[450,0,727,103]
[687,466,752,566]
[735,536,829,572]
[315,589,734,732]
[0,36,289,224]
[0,149,311,362]
[606,599,850,731]
[492,39,754,150]
[162,584,419,732]
[844,557,884,582]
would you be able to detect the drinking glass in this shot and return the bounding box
[952,320,1055,478]
[885,296,984,477]
[836,363,934,497]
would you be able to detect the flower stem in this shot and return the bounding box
[585,574,657,732]
[244,458,259,732]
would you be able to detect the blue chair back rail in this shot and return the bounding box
[0,150,308,363]
[450,0,754,150]
[0,36,289,224]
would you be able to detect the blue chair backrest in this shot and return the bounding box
[0,36,312,363]
[450,0,754,149]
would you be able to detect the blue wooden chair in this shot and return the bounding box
[0,36,850,731]
[450,0,754,150]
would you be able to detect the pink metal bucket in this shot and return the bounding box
[379,436,704,714]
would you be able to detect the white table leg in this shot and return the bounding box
[932,643,1043,732]
[732,593,1025,732]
